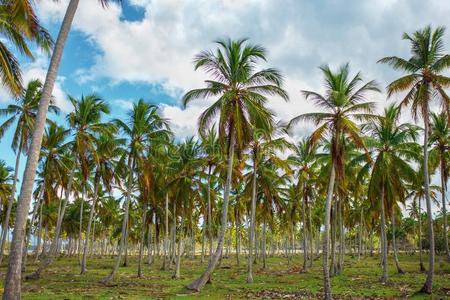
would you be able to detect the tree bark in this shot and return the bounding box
[302,189,307,271]
[81,179,100,274]
[391,206,404,274]
[420,112,435,294]
[186,130,235,291]
[137,204,147,278]
[418,196,425,272]
[322,164,336,300]
[440,159,450,262]
[380,184,388,283]
[162,193,169,270]
[247,151,257,283]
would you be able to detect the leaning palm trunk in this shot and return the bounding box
[81,181,100,274]
[247,153,257,283]
[34,200,44,262]
[0,139,22,264]
[100,156,134,284]
[440,160,450,262]
[27,166,76,279]
[2,1,80,297]
[187,131,235,291]
[322,164,336,300]
[380,184,388,283]
[420,112,435,294]
[391,207,404,274]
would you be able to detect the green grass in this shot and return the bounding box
[0,253,449,299]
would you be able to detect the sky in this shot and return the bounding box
[0,0,449,215]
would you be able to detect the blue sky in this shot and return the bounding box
[0,0,450,213]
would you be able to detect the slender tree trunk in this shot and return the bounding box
[330,198,337,276]
[235,202,241,267]
[187,130,235,291]
[358,207,363,260]
[308,195,313,268]
[420,112,434,294]
[322,164,336,300]
[100,156,134,284]
[207,165,213,261]
[440,159,450,262]
[34,200,44,262]
[338,198,344,274]
[162,193,169,270]
[391,206,404,274]
[138,205,147,278]
[78,185,86,264]
[302,190,307,271]
[148,222,153,265]
[81,180,100,274]
[418,197,425,271]
[247,151,257,283]
[201,216,206,263]
[380,184,388,283]
[262,218,267,269]
[0,139,22,264]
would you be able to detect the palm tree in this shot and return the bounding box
[288,63,380,300]
[3,2,119,297]
[81,132,124,274]
[0,79,58,263]
[0,1,52,96]
[378,25,450,294]
[429,112,450,261]
[183,38,288,291]
[101,99,170,283]
[363,104,419,281]
[0,161,13,220]
[29,94,110,279]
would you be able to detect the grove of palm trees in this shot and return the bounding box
[0,1,449,299]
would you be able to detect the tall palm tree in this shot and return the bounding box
[183,38,288,291]
[0,161,13,217]
[429,112,450,261]
[363,104,419,281]
[29,94,110,279]
[0,79,58,263]
[378,25,450,294]
[101,99,170,283]
[0,1,52,96]
[3,2,119,297]
[288,63,379,300]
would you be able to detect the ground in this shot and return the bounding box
[0,253,449,299]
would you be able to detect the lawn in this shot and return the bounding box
[0,253,449,299]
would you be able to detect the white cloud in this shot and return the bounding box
[113,99,134,111]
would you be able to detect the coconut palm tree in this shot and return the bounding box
[183,38,288,291]
[288,63,380,300]
[429,112,450,261]
[3,2,119,297]
[0,1,52,96]
[363,104,419,281]
[378,25,450,294]
[0,79,58,263]
[0,161,13,220]
[101,99,170,283]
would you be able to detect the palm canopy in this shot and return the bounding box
[0,79,59,153]
[378,25,450,121]
[288,63,380,178]
[182,38,288,155]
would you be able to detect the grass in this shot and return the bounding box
[0,253,449,299]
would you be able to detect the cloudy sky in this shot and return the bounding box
[1,0,449,212]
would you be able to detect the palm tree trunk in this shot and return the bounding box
[100,156,134,284]
[78,185,86,264]
[187,130,235,291]
[330,198,337,276]
[308,196,313,268]
[420,113,435,294]
[34,200,44,262]
[81,180,99,274]
[391,206,404,274]
[418,196,425,271]
[201,216,206,263]
[322,164,336,300]
[247,152,257,283]
[0,139,22,264]
[302,190,307,271]
[148,221,153,265]
[235,202,241,266]
[262,218,267,269]
[440,159,450,262]
[138,205,147,278]
[162,193,169,270]
[338,198,344,274]
[3,0,80,297]
[358,207,363,260]
[380,184,388,283]
[207,165,213,261]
